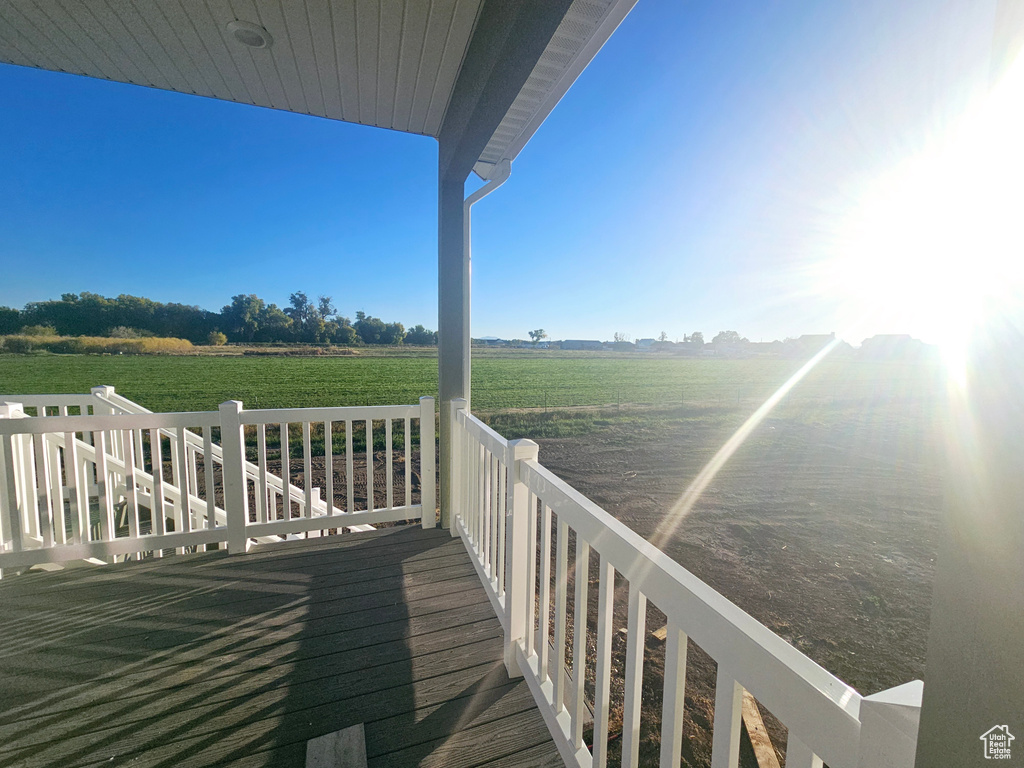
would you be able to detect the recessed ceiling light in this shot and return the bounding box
[227,20,273,49]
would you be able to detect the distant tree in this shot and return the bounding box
[221,294,265,342]
[255,303,293,342]
[685,331,704,345]
[317,295,336,321]
[658,331,668,342]
[0,307,21,335]
[207,331,228,346]
[20,324,57,336]
[381,322,406,345]
[405,324,437,346]
[285,291,316,341]
[529,329,547,344]
[354,312,386,344]
[712,330,747,344]
[613,332,631,343]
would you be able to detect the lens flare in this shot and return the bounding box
[651,339,841,551]
[824,50,1024,384]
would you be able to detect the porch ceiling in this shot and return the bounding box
[0,0,635,179]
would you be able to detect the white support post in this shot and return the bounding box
[711,669,743,768]
[90,385,116,411]
[504,437,539,677]
[857,681,923,768]
[449,399,467,536]
[419,396,436,528]
[219,401,249,554]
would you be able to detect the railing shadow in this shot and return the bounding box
[0,525,523,767]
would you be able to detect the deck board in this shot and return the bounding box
[0,526,563,768]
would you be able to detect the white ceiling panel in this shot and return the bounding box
[0,0,483,136]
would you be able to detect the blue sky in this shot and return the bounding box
[0,0,997,344]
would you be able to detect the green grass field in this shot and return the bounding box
[0,350,944,414]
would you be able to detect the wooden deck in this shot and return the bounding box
[0,526,563,768]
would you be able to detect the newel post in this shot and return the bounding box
[419,396,436,529]
[504,437,539,677]
[218,401,249,554]
[449,399,467,536]
[858,681,923,768]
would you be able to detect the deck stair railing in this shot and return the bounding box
[449,398,923,768]
[0,388,434,571]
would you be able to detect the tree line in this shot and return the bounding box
[0,292,438,346]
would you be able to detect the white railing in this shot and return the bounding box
[0,390,435,570]
[449,398,922,768]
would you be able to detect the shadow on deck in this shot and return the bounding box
[0,527,562,767]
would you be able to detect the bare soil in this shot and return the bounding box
[532,398,944,766]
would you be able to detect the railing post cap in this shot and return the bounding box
[508,437,539,460]
[219,400,244,413]
[862,679,923,707]
[0,402,25,418]
[91,385,115,396]
[420,395,435,404]
[451,397,468,406]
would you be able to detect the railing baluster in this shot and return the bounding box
[202,427,215,529]
[385,418,393,510]
[303,421,313,518]
[553,517,569,708]
[345,420,354,513]
[32,433,54,548]
[150,429,165,538]
[525,490,538,656]
[593,557,616,768]
[18,434,39,542]
[48,438,65,544]
[63,431,83,544]
[325,420,334,514]
[571,536,590,750]
[711,668,744,768]
[622,584,647,768]
[95,430,114,541]
[538,503,552,683]
[173,427,189,535]
[123,430,140,540]
[784,737,823,768]
[1,433,24,552]
[660,618,688,768]
[186,439,198,504]
[280,423,290,517]
[404,416,411,509]
[256,423,268,523]
[366,420,374,513]
[496,461,507,596]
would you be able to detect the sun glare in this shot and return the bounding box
[826,50,1024,382]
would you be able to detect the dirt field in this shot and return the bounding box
[530,397,944,766]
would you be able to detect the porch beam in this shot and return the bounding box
[436,0,572,526]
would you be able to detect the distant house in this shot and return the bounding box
[636,338,656,348]
[561,339,604,351]
[859,334,934,360]
[608,341,636,352]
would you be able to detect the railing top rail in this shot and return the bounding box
[520,458,863,766]
[458,410,509,457]
[0,394,97,407]
[0,410,220,435]
[239,403,423,425]
[94,390,151,414]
